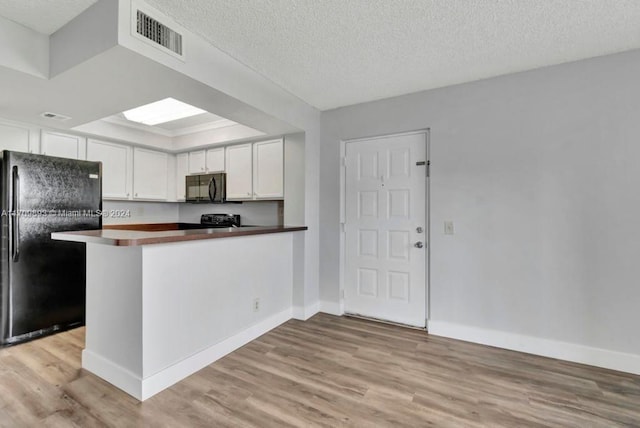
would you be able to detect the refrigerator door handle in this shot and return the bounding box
[11,166,20,262]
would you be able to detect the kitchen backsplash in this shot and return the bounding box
[179,201,282,226]
[102,201,179,225]
[101,200,282,226]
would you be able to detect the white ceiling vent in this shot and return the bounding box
[40,112,71,121]
[135,10,183,58]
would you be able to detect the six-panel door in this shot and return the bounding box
[345,132,427,327]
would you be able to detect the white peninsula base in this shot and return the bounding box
[77,231,301,400]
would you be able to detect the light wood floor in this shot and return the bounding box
[0,314,638,427]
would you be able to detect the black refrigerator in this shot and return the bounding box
[0,150,102,346]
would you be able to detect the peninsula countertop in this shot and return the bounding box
[52,225,307,246]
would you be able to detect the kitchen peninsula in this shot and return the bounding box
[52,225,307,401]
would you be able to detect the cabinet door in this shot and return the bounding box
[176,153,189,201]
[205,147,225,172]
[0,122,32,153]
[87,139,131,199]
[225,144,253,200]
[188,150,206,174]
[41,131,85,159]
[133,148,168,200]
[253,139,284,199]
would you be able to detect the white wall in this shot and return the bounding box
[178,201,280,226]
[82,231,295,400]
[117,0,321,318]
[320,49,640,362]
[49,0,119,77]
[284,132,306,225]
[0,15,48,78]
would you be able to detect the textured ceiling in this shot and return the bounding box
[0,0,97,34]
[2,1,640,111]
[147,0,640,110]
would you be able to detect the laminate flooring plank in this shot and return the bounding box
[63,373,144,427]
[0,315,638,427]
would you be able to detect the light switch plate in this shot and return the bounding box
[444,221,454,235]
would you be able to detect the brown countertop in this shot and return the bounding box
[52,225,307,247]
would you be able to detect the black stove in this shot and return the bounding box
[200,213,241,228]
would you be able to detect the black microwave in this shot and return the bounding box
[185,173,226,203]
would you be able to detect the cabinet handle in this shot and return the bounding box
[135,193,138,197]
[127,193,130,197]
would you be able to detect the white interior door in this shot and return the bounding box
[345,132,427,327]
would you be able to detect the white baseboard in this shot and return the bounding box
[83,308,293,401]
[428,320,640,376]
[319,300,343,316]
[292,301,320,320]
[82,349,143,400]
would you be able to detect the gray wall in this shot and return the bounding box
[320,48,640,356]
[284,132,306,225]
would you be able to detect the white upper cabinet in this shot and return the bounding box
[86,139,131,200]
[41,131,86,159]
[205,147,225,172]
[0,122,32,153]
[225,143,253,200]
[253,139,284,199]
[176,153,189,201]
[188,150,206,174]
[226,139,284,201]
[133,148,168,200]
[188,147,225,174]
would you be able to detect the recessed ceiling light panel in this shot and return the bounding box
[122,98,207,126]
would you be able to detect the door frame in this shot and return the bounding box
[338,129,431,325]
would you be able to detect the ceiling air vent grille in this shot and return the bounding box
[136,10,183,56]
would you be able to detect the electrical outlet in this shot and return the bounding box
[444,221,454,235]
[253,298,260,312]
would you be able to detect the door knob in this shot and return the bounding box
[416,226,423,233]
[414,241,424,248]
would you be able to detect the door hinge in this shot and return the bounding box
[426,160,430,177]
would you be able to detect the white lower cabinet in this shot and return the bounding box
[41,131,86,159]
[87,139,131,199]
[133,148,168,200]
